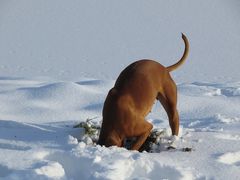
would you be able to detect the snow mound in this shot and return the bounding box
[0,80,107,122]
[215,134,240,141]
[47,141,193,180]
[35,162,65,179]
[218,151,240,166]
[215,114,240,124]
[18,82,86,99]
[178,82,240,97]
[221,87,240,96]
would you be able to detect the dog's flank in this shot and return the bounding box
[98,33,189,151]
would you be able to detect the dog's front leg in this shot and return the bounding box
[130,121,153,151]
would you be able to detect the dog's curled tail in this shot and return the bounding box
[167,33,189,72]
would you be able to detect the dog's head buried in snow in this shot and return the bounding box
[97,33,189,151]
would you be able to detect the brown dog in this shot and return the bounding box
[97,33,189,150]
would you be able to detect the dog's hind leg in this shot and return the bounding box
[158,80,179,136]
[130,120,153,151]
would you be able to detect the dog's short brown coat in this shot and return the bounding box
[98,34,189,150]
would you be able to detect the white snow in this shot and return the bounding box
[218,151,240,165]
[0,78,239,180]
[34,162,65,179]
[0,0,240,180]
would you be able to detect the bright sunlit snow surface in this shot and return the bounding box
[0,1,240,180]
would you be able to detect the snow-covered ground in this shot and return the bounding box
[0,1,240,180]
[0,78,239,179]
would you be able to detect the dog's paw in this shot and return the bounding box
[170,135,180,142]
[168,141,177,149]
[167,135,179,149]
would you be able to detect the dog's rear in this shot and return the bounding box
[98,34,189,150]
